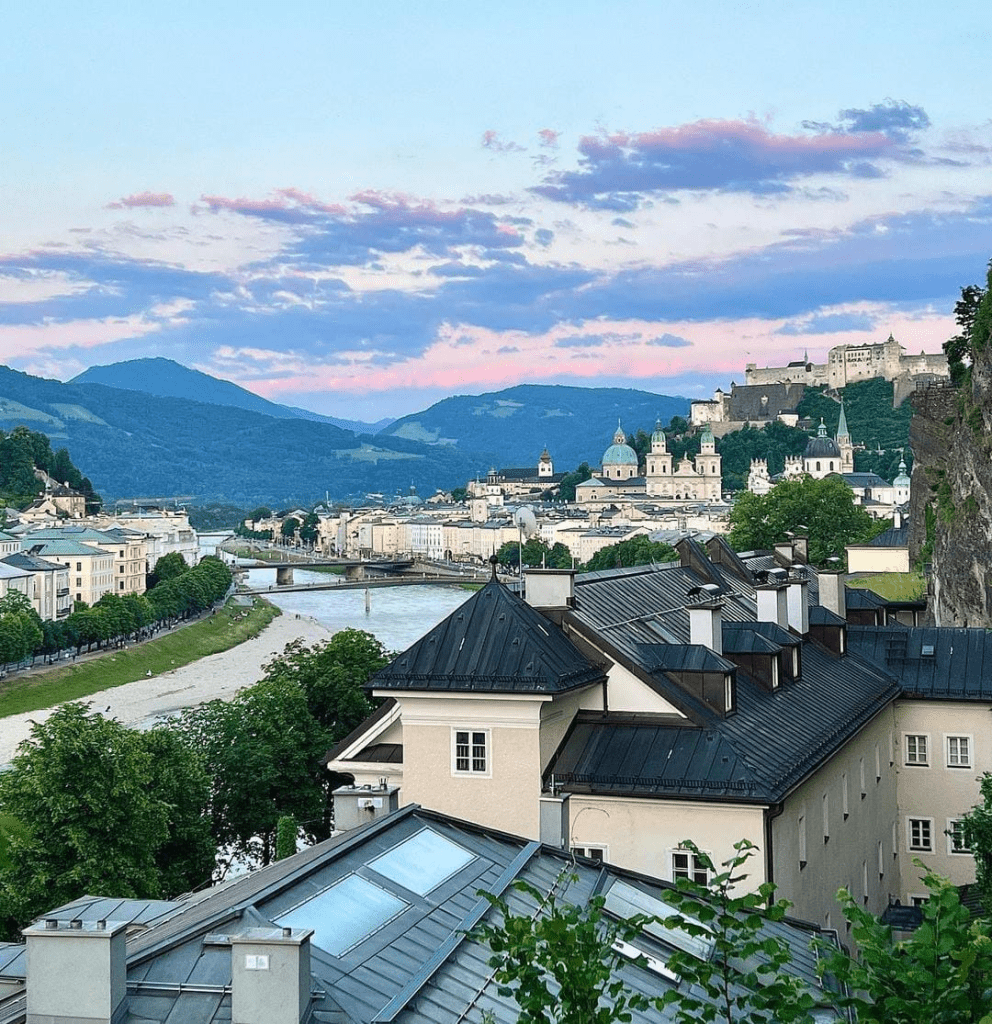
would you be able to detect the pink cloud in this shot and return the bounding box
[482,130,525,153]
[538,128,560,149]
[105,191,175,210]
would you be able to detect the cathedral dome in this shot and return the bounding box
[804,419,840,459]
[602,425,638,467]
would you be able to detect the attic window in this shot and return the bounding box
[369,828,475,895]
[921,644,935,657]
[604,879,715,962]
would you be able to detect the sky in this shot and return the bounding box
[1,1,990,423]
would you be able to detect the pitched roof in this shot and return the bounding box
[849,625,992,700]
[0,806,835,1024]
[371,579,606,695]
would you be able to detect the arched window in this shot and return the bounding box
[816,461,821,471]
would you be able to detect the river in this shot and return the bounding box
[198,533,473,651]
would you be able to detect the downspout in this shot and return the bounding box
[764,801,785,893]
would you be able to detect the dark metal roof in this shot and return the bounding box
[863,525,908,548]
[849,626,992,700]
[0,807,837,1024]
[371,580,606,695]
[808,605,846,626]
[845,588,888,609]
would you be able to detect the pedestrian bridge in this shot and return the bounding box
[237,558,414,586]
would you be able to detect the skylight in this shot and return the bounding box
[274,875,407,956]
[369,828,476,896]
[604,879,715,962]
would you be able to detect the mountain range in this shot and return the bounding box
[0,360,690,506]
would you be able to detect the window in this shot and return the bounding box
[798,810,807,868]
[119,582,125,590]
[572,845,607,862]
[672,848,710,885]
[859,757,866,798]
[875,744,881,781]
[75,562,81,571]
[75,578,81,587]
[908,817,933,852]
[841,773,849,819]
[862,860,869,905]
[947,819,971,855]
[905,734,929,766]
[877,840,884,879]
[946,735,971,768]
[453,730,489,775]
[822,793,830,843]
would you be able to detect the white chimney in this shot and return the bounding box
[820,573,847,620]
[231,926,313,1024]
[524,568,576,608]
[689,601,723,655]
[24,917,127,1024]
[786,577,810,635]
[756,585,788,628]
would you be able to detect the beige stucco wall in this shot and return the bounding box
[539,684,604,770]
[847,547,911,573]
[392,693,548,837]
[566,794,766,891]
[773,705,899,932]
[894,699,986,898]
[605,662,684,715]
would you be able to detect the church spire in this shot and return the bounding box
[836,402,850,443]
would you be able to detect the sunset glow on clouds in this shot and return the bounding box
[0,3,989,420]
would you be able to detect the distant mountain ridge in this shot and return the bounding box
[71,358,392,434]
[379,384,689,470]
[0,362,692,504]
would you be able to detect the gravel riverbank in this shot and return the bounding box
[0,612,333,763]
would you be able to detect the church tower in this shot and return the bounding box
[836,403,854,473]
[645,419,673,485]
[692,424,722,498]
[538,447,554,479]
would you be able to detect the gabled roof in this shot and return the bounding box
[0,806,836,1024]
[371,579,606,695]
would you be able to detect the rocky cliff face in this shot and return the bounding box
[910,274,992,626]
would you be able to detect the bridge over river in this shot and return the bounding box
[235,556,493,592]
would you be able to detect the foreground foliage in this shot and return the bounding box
[818,865,992,1024]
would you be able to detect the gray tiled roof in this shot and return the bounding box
[371,579,606,695]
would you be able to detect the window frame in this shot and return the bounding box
[945,734,972,769]
[571,844,608,863]
[907,816,934,852]
[947,818,972,855]
[904,733,930,767]
[671,847,712,886]
[451,728,491,777]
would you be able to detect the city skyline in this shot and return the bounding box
[1,1,989,420]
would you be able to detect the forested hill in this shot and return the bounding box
[71,358,391,435]
[0,366,693,505]
[0,365,474,506]
[379,384,689,470]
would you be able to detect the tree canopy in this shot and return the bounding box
[728,475,887,567]
[582,537,678,571]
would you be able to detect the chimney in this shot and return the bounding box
[524,568,576,609]
[688,595,724,655]
[893,510,902,529]
[786,574,810,636]
[755,583,789,628]
[820,572,847,620]
[331,782,400,832]
[539,791,571,848]
[24,917,127,1024]
[230,926,313,1024]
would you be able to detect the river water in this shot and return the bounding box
[242,567,472,653]
[198,534,472,652]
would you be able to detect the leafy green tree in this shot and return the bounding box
[299,511,320,546]
[496,538,553,571]
[728,475,887,567]
[178,677,330,867]
[961,772,992,918]
[450,486,469,503]
[147,552,188,589]
[473,871,667,1024]
[558,462,593,502]
[276,815,297,861]
[139,727,216,898]
[248,506,272,521]
[583,537,678,571]
[547,542,574,568]
[817,864,992,1024]
[281,517,300,540]
[260,631,387,740]
[944,274,988,386]
[660,840,817,1024]
[715,421,810,492]
[0,704,169,937]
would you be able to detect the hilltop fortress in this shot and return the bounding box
[692,335,948,434]
[745,335,947,392]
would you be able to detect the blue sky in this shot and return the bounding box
[1,1,989,420]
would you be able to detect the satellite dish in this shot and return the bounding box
[513,506,538,539]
